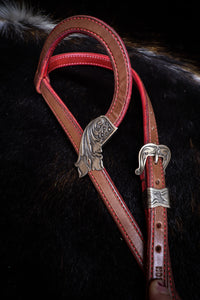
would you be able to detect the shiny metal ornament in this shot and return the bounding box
[146,187,170,208]
[135,143,171,176]
[75,115,117,177]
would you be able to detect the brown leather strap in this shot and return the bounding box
[130,72,177,297]
[139,94,177,298]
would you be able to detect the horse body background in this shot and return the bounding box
[1,2,200,299]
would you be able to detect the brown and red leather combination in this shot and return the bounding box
[35,15,179,299]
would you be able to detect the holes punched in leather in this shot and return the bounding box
[156,222,162,229]
[155,245,162,253]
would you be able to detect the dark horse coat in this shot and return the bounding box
[0,2,200,299]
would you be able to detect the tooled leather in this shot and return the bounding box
[34,15,132,127]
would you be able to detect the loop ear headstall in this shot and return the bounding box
[35,15,179,299]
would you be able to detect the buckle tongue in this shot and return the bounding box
[135,143,171,176]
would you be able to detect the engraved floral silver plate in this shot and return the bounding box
[75,115,117,177]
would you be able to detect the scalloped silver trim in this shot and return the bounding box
[146,188,170,208]
[75,115,117,177]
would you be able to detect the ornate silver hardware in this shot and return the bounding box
[146,187,170,208]
[75,115,117,177]
[135,143,171,176]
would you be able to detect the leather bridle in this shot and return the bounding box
[35,15,179,299]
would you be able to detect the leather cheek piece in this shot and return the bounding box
[38,65,145,271]
[34,15,133,127]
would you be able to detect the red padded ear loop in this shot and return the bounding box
[48,52,148,130]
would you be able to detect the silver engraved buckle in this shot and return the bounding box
[135,143,171,176]
[146,187,170,208]
[75,115,117,178]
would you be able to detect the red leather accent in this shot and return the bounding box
[48,53,112,72]
[34,15,132,127]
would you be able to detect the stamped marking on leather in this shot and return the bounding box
[147,188,170,208]
[156,266,163,278]
[135,143,171,176]
[75,115,117,177]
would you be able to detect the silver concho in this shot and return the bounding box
[147,187,170,208]
[135,143,171,176]
[75,115,117,177]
